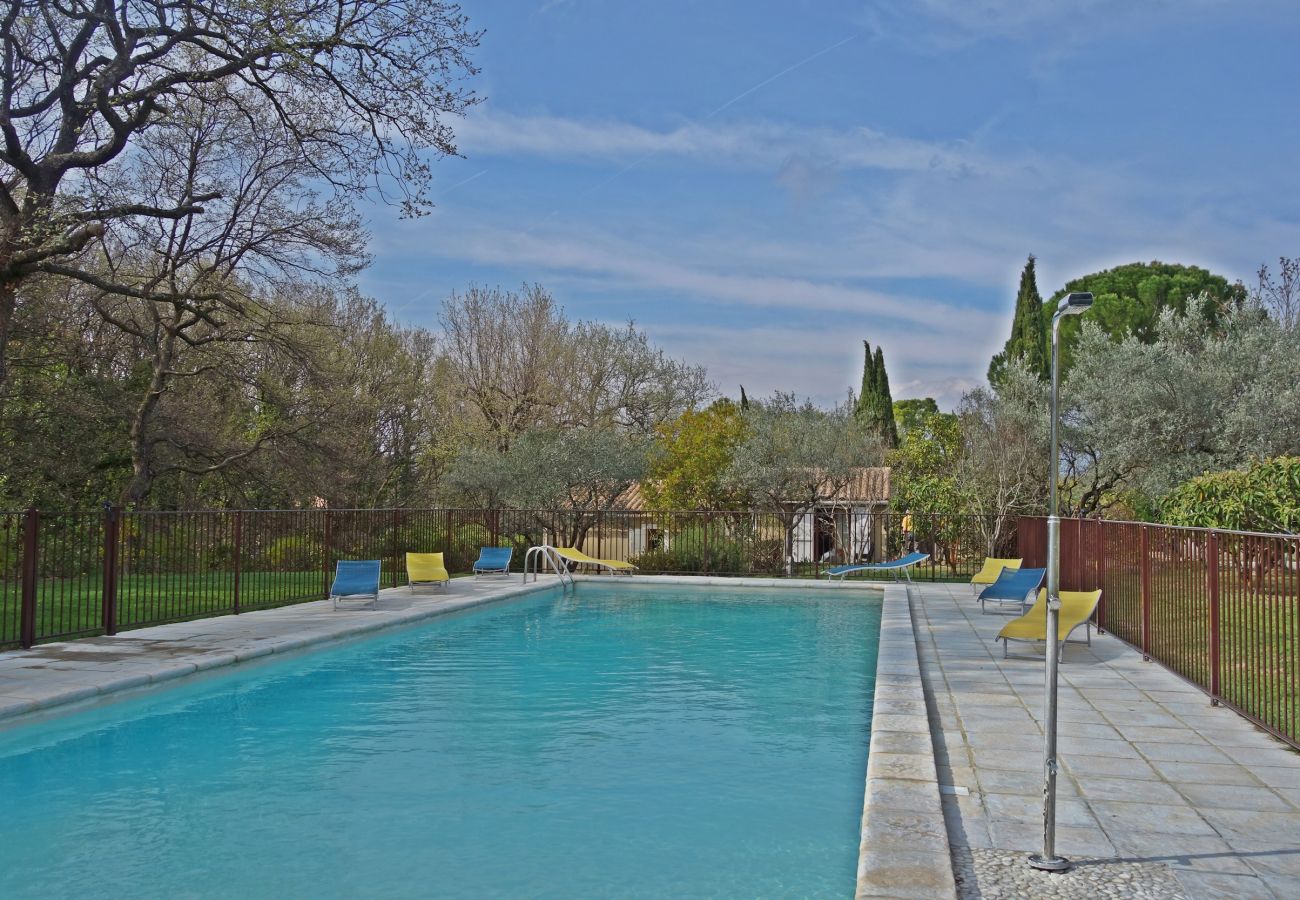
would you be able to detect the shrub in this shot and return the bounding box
[626,522,759,572]
[263,534,324,571]
[1163,457,1300,533]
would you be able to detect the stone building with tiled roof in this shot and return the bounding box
[601,467,892,564]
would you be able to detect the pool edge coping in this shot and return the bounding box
[855,583,959,899]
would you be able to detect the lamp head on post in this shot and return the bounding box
[1055,291,1094,319]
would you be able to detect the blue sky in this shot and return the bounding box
[360,0,1300,409]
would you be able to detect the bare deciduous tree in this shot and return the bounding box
[0,0,480,385]
[1255,257,1299,330]
[81,82,369,504]
[563,321,712,434]
[953,368,1049,556]
[439,285,713,452]
[439,284,571,452]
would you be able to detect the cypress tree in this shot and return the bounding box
[988,255,1049,383]
[873,346,899,448]
[854,340,898,448]
[739,384,750,410]
[855,341,877,424]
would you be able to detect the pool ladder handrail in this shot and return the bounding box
[523,545,574,592]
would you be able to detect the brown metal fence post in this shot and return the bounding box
[391,508,401,587]
[1070,518,1083,591]
[232,511,243,614]
[101,504,120,636]
[19,507,38,649]
[1207,530,1221,705]
[702,513,710,575]
[1095,518,1107,634]
[322,510,333,599]
[1140,525,1152,661]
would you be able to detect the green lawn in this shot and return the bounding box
[1,571,327,646]
[1099,565,1299,746]
[0,568,490,647]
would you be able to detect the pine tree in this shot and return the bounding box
[988,255,1049,383]
[873,346,899,448]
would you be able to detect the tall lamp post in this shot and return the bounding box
[1028,290,1093,874]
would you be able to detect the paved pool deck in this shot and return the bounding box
[0,576,564,724]
[909,581,1300,899]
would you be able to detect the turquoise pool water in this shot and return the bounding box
[0,584,881,899]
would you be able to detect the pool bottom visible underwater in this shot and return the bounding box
[0,583,882,899]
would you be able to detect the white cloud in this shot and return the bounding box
[455,109,997,178]
[859,0,1240,46]
[375,94,1300,410]
[371,215,1007,406]
[411,220,1001,334]
[639,322,989,410]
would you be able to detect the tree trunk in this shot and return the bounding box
[0,278,16,390]
[120,326,178,506]
[783,515,796,575]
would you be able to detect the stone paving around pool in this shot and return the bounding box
[0,575,564,724]
[909,582,1300,900]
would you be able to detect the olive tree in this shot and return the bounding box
[442,427,650,548]
[1066,302,1300,506]
[725,393,881,573]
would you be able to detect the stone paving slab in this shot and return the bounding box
[911,582,1300,899]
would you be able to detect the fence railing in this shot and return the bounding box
[1018,516,1300,750]
[0,506,1009,649]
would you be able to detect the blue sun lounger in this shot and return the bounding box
[978,566,1046,615]
[473,546,513,577]
[824,551,931,582]
[330,559,382,610]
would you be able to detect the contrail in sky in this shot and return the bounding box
[437,168,488,197]
[705,33,858,120]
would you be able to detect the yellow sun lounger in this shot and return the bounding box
[997,588,1102,660]
[554,547,637,575]
[406,552,450,591]
[971,557,1022,595]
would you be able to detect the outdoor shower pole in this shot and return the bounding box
[1029,291,1091,874]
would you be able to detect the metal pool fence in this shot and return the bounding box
[1018,516,1300,751]
[0,506,1007,649]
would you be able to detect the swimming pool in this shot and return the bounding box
[0,583,881,898]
